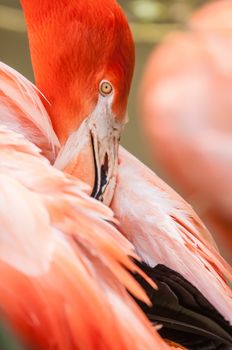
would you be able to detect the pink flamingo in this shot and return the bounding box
[1,0,232,348]
[140,0,232,263]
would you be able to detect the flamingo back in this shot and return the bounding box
[111,147,232,326]
[0,126,168,350]
[0,62,60,163]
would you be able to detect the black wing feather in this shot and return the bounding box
[133,263,232,350]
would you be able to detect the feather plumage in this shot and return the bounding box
[111,147,232,326]
[0,125,167,349]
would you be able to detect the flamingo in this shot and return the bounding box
[140,0,232,263]
[1,0,232,349]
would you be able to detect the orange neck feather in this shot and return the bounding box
[21,0,135,143]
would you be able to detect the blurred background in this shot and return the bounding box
[0,0,207,168]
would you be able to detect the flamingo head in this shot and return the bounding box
[21,0,135,204]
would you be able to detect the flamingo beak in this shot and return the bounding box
[84,97,123,205]
[90,127,119,205]
[54,110,122,206]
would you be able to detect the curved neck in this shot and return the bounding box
[21,0,86,142]
[20,0,134,144]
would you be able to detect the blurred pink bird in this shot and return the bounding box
[1,0,232,349]
[140,0,232,263]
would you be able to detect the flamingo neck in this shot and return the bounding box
[21,0,96,143]
[21,0,135,144]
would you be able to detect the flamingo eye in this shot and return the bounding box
[99,81,113,96]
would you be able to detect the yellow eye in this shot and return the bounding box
[99,81,113,96]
